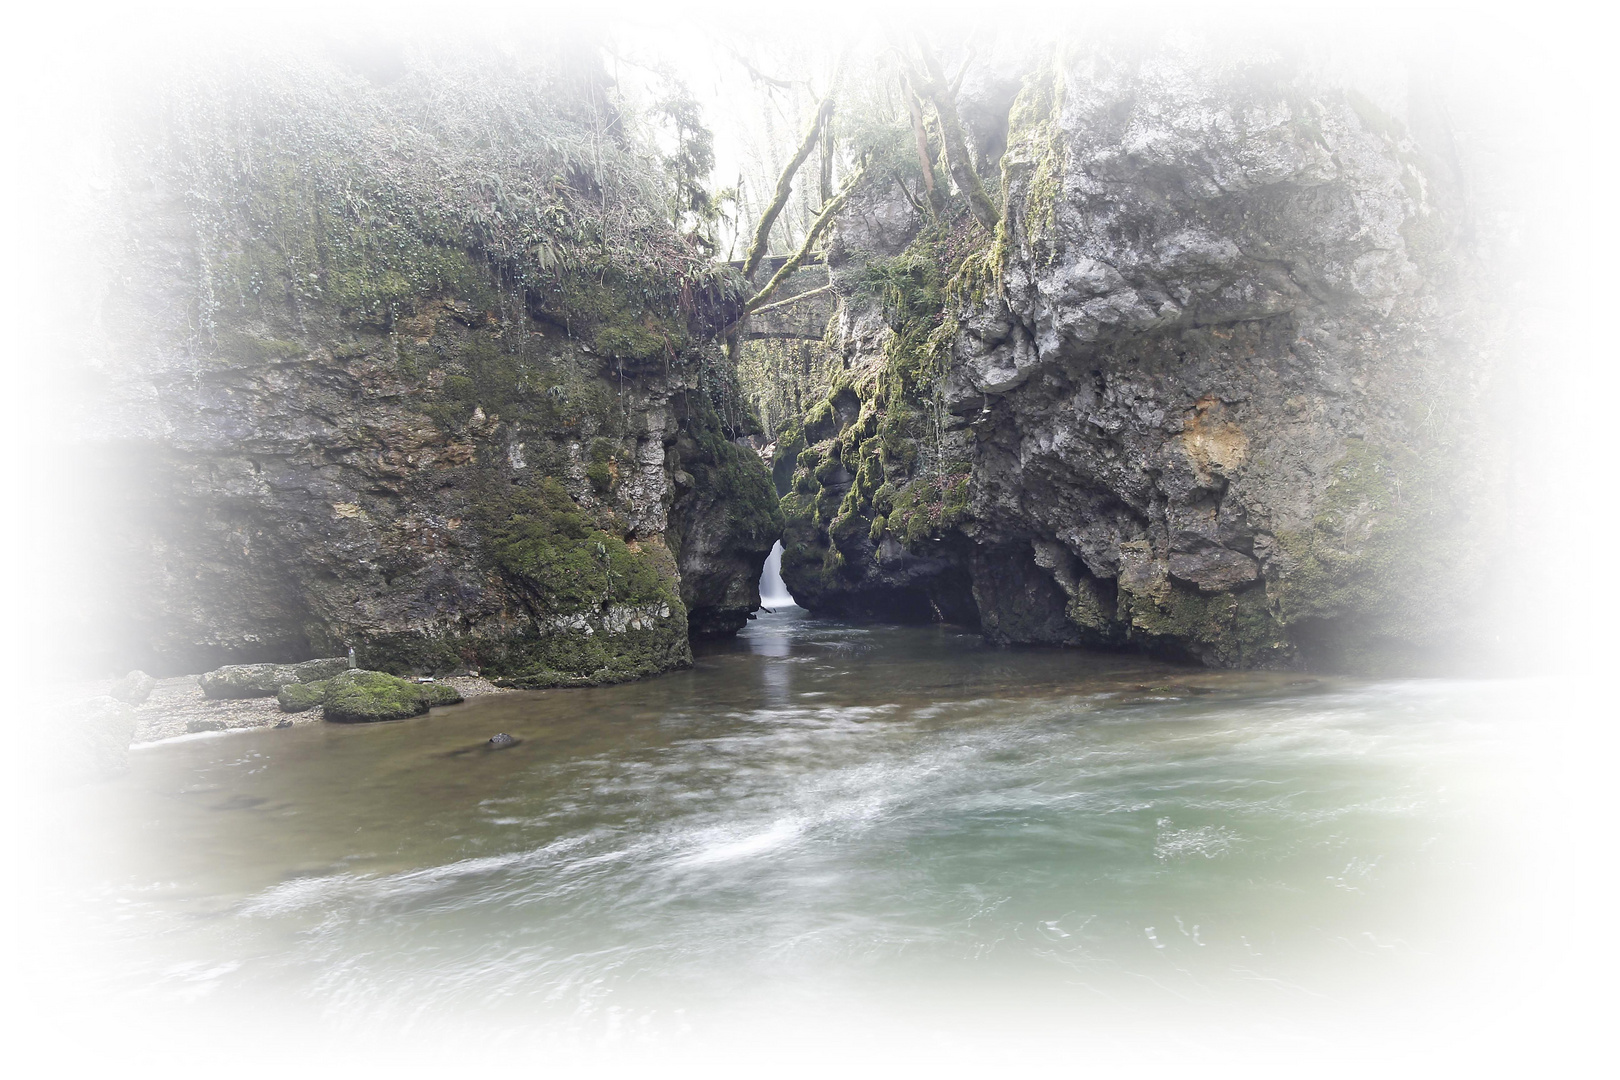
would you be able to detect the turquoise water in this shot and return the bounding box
[43,610,1540,1062]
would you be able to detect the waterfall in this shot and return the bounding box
[758,540,798,609]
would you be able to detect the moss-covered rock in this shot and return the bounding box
[292,657,351,682]
[774,45,1493,673]
[320,670,463,723]
[276,680,328,713]
[776,216,982,621]
[667,390,784,636]
[201,659,350,699]
[199,664,300,700]
[417,682,464,708]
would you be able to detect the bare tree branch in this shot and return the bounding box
[747,282,835,318]
[912,34,998,232]
[741,163,867,320]
[723,45,805,91]
[740,93,837,283]
[892,170,928,215]
[901,71,945,217]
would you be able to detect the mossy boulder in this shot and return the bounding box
[200,658,353,699]
[276,680,328,713]
[320,670,464,723]
[293,657,352,682]
[417,681,464,708]
[199,663,296,699]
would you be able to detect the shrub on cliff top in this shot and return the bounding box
[130,42,743,351]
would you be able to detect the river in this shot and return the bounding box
[31,599,1577,1072]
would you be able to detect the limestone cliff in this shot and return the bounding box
[780,41,1500,672]
[80,45,780,681]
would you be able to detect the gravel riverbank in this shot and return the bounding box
[72,673,515,745]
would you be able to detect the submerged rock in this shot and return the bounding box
[320,670,464,723]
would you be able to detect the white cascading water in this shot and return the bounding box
[758,540,797,609]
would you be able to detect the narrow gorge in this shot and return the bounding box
[78,35,1502,685]
[33,16,1586,1068]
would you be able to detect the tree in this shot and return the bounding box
[902,34,998,233]
[740,89,837,286]
[654,83,721,251]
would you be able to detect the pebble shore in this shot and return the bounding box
[77,673,515,744]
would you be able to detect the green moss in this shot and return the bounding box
[424,373,478,428]
[458,471,696,685]
[417,682,464,708]
[488,617,689,689]
[779,213,986,595]
[1001,62,1066,268]
[321,669,461,723]
[276,680,327,713]
[803,399,836,440]
[771,426,806,497]
[1119,579,1292,668]
[214,332,307,365]
[676,391,785,551]
[540,271,689,362]
[342,631,472,677]
[586,437,621,494]
[418,328,627,444]
[485,477,670,613]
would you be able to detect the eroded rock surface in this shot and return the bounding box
[78,47,777,685]
[782,41,1498,672]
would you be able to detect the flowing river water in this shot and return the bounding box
[31,587,1584,1071]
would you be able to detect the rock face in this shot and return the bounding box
[781,42,1497,672]
[80,46,778,683]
